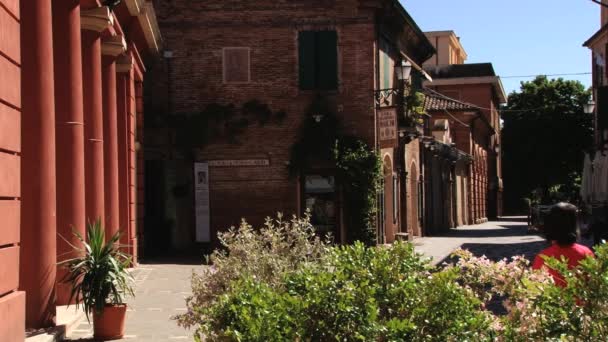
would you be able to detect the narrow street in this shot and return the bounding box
[413,216,552,265]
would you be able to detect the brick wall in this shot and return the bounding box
[154,1,378,239]
[0,0,25,340]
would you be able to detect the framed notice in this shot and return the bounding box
[194,162,210,242]
[378,108,397,141]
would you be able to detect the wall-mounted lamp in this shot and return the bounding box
[584,100,596,115]
[313,114,324,123]
[395,60,412,82]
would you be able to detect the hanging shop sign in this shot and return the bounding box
[194,162,211,242]
[378,108,398,142]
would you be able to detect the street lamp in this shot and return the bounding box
[395,60,413,82]
[584,100,596,114]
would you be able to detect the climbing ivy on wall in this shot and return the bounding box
[289,96,382,245]
[170,99,287,159]
[333,137,382,245]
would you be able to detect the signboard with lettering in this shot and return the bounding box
[378,108,397,141]
[209,159,270,167]
[194,162,210,242]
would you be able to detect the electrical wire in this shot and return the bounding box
[424,87,549,114]
[499,72,591,79]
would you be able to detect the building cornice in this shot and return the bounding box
[584,23,608,49]
[116,54,134,73]
[124,0,146,16]
[102,35,127,56]
[136,2,162,54]
[81,6,113,32]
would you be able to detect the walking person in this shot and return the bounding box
[532,202,595,286]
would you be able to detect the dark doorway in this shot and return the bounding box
[142,160,171,259]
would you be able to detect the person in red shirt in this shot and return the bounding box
[532,202,595,286]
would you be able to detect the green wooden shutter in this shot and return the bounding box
[299,31,317,90]
[316,31,338,90]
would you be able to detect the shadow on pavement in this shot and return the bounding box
[437,240,549,265]
[443,226,537,239]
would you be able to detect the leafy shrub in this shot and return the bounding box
[178,213,608,341]
[174,213,329,339]
[194,242,493,341]
[451,246,608,341]
[206,278,301,342]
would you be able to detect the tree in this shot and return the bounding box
[502,76,592,211]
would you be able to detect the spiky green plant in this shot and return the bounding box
[60,219,134,320]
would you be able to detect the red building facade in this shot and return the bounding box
[144,0,434,251]
[0,1,160,340]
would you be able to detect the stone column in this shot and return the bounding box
[81,7,112,225]
[116,54,133,256]
[52,0,86,305]
[102,36,126,239]
[20,0,57,328]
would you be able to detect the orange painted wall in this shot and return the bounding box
[0,0,25,340]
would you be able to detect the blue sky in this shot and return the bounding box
[402,0,598,95]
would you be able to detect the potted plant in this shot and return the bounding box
[60,219,134,340]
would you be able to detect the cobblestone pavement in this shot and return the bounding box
[65,259,204,342]
[413,216,593,265]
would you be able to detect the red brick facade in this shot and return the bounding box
[0,1,160,339]
[147,0,434,248]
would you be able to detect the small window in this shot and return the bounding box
[298,31,338,90]
[223,47,250,83]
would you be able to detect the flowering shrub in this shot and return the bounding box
[177,215,608,341]
[451,246,608,341]
[174,213,329,339]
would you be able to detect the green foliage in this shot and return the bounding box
[181,217,608,341]
[170,100,287,158]
[404,91,427,125]
[334,137,382,245]
[193,240,494,341]
[59,219,134,320]
[174,213,330,339]
[502,76,593,210]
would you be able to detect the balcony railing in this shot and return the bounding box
[375,88,426,136]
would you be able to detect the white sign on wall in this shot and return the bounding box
[194,162,210,242]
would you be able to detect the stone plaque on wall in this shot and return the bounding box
[223,47,250,83]
[378,108,397,141]
[209,159,270,167]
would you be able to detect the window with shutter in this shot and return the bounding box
[299,31,316,90]
[298,30,338,90]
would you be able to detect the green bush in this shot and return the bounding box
[178,214,608,341]
[174,213,329,339]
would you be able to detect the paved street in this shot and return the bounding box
[413,216,592,265]
[65,260,203,342]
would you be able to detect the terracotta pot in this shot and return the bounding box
[93,304,127,340]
